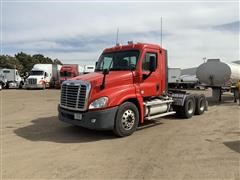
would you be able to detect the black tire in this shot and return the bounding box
[195,94,206,115]
[19,81,24,89]
[180,95,196,118]
[113,102,139,137]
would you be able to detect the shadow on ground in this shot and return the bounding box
[223,140,240,153]
[14,116,164,143]
[206,95,239,107]
[14,116,116,143]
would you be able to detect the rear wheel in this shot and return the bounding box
[113,102,139,137]
[177,95,195,118]
[195,94,206,115]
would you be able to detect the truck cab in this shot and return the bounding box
[26,69,51,89]
[26,64,62,89]
[58,42,206,137]
[0,68,24,89]
[60,64,84,84]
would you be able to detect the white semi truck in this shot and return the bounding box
[0,68,24,90]
[25,64,62,89]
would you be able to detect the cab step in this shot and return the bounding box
[145,111,176,120]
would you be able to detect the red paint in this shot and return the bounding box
[74,43,167,124]
[60,64,81,84]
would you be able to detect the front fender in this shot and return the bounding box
[89,84,144,123]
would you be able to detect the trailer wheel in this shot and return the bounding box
[195,94,206,115]
[113,102,139,137]
[181,95,196,118]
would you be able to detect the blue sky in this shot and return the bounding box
[1,0,239,68]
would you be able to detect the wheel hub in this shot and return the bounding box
[187,101,194,114]
[122,109,135,130]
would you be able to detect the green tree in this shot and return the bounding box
[0,55,23,72]
[15,52,34,74]
[1,52,63,75]
[32,54,53,64]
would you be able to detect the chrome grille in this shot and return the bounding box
[28,78,37,84]
[60,81,90,111]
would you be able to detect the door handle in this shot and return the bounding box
[156,84,160,91]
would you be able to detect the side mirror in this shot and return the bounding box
[149,56,157,72]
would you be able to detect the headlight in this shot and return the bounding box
[89,97,108,109]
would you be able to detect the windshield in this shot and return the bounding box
[96,50,139,71]
[30,70,44,76]
[60,71,72,77]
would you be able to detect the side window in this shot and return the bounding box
[122,56,137,69]
[142,53,157,71]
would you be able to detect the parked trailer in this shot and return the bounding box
[168,68,200,89]
[0,68,24,89]
[196,59,240,101]
[168,68,181,88]
[58,42,207,137]
[179,75,199,89]
[84,65,95,74]
[25,64,62,89]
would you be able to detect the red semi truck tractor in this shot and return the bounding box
[60,64,84,84]
[58,42,207,137]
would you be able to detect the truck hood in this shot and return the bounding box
[71,71,133,87]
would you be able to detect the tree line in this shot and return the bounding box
[0,52,63,75]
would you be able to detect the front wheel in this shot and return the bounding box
[113,102,139,137]
[19,81,24,89]
[42,83,46,90]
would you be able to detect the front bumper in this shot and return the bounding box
[58,105,118,130]
[25,84,44,89]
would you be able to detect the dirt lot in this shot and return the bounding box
[1,89,239,179]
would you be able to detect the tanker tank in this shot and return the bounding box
[196,59,240,87]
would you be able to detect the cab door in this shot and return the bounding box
[139,50,162,97]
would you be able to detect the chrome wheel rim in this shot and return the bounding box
[187,100,194,114]
[121,109,135,130]
[199,99,205,111]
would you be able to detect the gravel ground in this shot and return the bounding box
[1,89,239,179]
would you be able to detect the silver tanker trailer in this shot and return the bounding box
[196,59,240,101]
